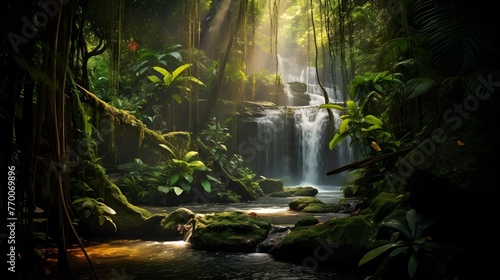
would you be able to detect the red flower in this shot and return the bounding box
[127,38,139,52]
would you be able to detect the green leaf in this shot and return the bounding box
[104,216,117,232]
[329,132,349,150]
[406,208,419,240]
[98,202,116,215]
[319,103,345,111]
[153,66,169,77]
[162,71,173,86]
[408,252,418,278]
[339,118,351,134]
[172,63,192,80]
[147,75,161,83]
[382,219,412,240]
[84,209,92,219]
[200,179,212,193]
[172,94,182,103]
[170,173,181,185]
[207,174,221,184]
[173,186,184,196]
[364,115,383,126]
[179,76,206,86]
[98,215,104,226]
[159,144,176,157]
[358,243,403,267]
[389,246,408,258]
[158,185,171,194]
[183,173,193,183]
[189,160,207,169]
[184,151,198,161]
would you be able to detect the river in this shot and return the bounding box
[53,186,363,280]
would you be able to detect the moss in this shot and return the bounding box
[289,197,340,213]
[191,211,271,252]
[270,215,377,267]
[160,207,195,229]
[294,216,320,228]
[362,192,405,223]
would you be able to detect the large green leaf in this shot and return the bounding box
[183,173,194,183]
[170,173,181,185]
[382,219,412,240]
[173,186,184,196]
[189,160,207,170]
[319,103,345,111]
[178,76,205,86]
[364,115,383,126]
[358,243,403,266]
[172,63,192,80]
[408,252,418,278]
[147,75,161,83]
[184,151,198,161]
[159,144,176,157]
[153,66,169,77]
[98,202,116,215]
[200,179,212,193]
[158,185,171,194]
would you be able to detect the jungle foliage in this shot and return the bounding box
[1,0,499,279]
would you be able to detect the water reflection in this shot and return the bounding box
[63,240,360,280]
[56,187,361,279]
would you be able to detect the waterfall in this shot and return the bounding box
[255,109,290,180]
[294,107,329,184]
[278,55,345,106]
[248,54,353,186]
[253,106,353,186]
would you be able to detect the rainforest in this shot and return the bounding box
[1,0,499,279]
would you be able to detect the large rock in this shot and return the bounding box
[257,178,284,194]
[190,211,272,252]
[269,186,319,197]
[159,207,195,240]
[269,215,377,269]
[256,225,292,253]
[288,197,340,213]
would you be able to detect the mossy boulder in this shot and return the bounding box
[361,192,406,223]
[160,207,195,240]
[257,178,284,194]
[269,215,377,268]
[270,186,318,197]
[294,216,320,228]
[190,211,272,252]
[289,197,340,213]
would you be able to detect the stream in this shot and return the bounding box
[54,186,363,280]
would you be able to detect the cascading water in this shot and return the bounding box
[250,55,353,186]
[294,106,329,184]
[253,106,352,186]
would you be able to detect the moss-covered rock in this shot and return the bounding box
[190,211,272,252]
[269,215,377,268]
[269,186,318,197]
[289,197,340,213]
[361,192,406,223]
[294,216,320,228]
[160,208,195,240]
[257,178,284,194]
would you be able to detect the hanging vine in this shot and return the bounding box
[268,0,280,104]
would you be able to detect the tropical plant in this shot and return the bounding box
[319,100,400,158]
[130,45,183,77]
[158,144,215,195]
[147,63,205,104]
[201,116,232,168]
[358,208,460,279]
[71,196,117,232]
[349,71,404,116]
